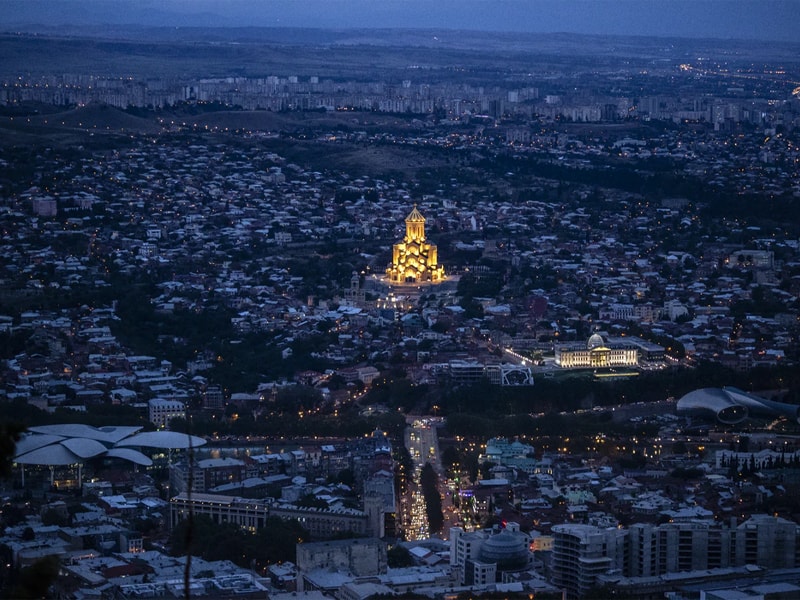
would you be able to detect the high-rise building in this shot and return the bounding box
[621,516,800,590]
[627,521,736,576]
[551,524,627,598]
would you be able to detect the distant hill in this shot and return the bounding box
[2,29,799,81]
[187,109,431,134]
[25,103,161,134]
[0,102,162,147]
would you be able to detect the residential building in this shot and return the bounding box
[148,398,185,429]
[551,523,627,598]
[296,538,387,586]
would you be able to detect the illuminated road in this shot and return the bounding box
[403,417,447,541]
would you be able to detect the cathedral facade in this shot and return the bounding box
[387,205,445,284]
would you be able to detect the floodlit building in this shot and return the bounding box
[387,205,445,283]
[554,333,639,369]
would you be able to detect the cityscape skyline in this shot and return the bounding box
[2,5,800,599]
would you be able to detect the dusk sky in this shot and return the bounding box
[1,0,798,42]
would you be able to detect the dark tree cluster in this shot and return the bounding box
[419,462,444,533]
[169,514,308,569]
[720,451,800,481]
[171,408,406,440]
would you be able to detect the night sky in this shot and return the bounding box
[0,0,798,42]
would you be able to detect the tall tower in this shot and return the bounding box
[404,204,426,244]
[387,205,445,284]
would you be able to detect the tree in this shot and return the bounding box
[41,508,69,527]
[387,545,415,568]
[0,503,26,527]
[330,468,355,488]
[441,445,461,472]
[462,451,480,483]
[0,423,25,479]
[296,494,329,509]
[275,385,324,413]
[479,461,497,481]
[672,441,688,455]
[670,467,704,480]
[419,463,444,533]
[170,514,308,568]
[11,555,60,599]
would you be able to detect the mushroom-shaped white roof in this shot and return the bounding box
[28,424,142,444]
[11,424,205,467]
[14,433,66,458]
[104,448,153,466]
[15,444,82,465]
[115,431,207,449]
[60,437,109,459]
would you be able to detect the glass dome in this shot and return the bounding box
[587,333,605,349]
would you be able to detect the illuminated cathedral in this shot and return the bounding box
[387,205,445,284]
